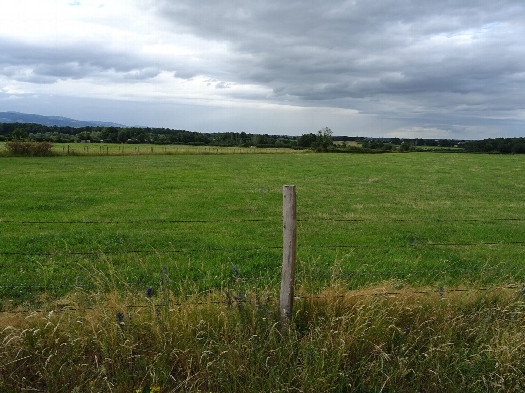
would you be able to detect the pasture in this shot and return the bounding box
[1,150,525,392]
[0,141,297,156]
[1,151,524,304]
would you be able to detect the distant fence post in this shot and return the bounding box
[280,185,297,325]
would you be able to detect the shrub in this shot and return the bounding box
[5,141,54,156]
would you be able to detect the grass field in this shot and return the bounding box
[0,141,298,156]
[1,150,525,391]
[1,151,524,304]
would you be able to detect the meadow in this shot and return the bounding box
[1,148,525,391]
[15,142,296,156]
[0,149,523,303]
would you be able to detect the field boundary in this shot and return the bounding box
[1,186,524,316]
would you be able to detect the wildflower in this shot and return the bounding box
[225,289,233,307]
[232,265,241,278]
[145,286,153,298]
[439,286,445,298]
[116,312,124,325]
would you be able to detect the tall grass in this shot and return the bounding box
[1,281,524,392]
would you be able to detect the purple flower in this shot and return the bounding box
[116,312,124,325]
[146,287,153,298]
[439,286,445,298]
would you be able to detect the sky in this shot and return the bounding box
[1,0,524,138]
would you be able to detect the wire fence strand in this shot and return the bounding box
[0,245,282,257]
[0,218,282,225]
[296,284,525,300]
[1,217,523,225]
[2,263,523,290]
[298,241,525,249]
[2,212,524,313]
[2,284,523,314]
[1,240,524,257]
[298,217,525,223]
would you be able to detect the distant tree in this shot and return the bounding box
[100,127,118,143]
[297,127,334,151]
[512,142,525,154]
[400,142,411,152]
[313,127,333,151]
[11,128,28,141]
[390,138,401,145]
[77,131,91,141]
[297,133,317,148]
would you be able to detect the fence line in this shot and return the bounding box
[1,185,524,318]
[297,264,525,280]
[298,217,525,223]
[1,240,523,257]
[299,240,525,249]
[0,245,282,257]
[0,273,283,290]
[1,263,523,290]
[296,284,525,299]
[1,217,523,225]
[0,300,238,315]
[0,218,282,225]
[2,284,523,315]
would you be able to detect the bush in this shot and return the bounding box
[5,141,54,156]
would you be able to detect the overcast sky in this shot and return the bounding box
[1,0,524,138]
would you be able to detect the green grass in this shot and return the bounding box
[0,152,524,304]
[1,151,525,391]
[0,142,299,156]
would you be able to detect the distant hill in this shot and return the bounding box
[0,111,125,128]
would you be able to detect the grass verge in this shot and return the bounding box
[1,282,524,392]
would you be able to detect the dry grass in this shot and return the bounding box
[1,283,524,392]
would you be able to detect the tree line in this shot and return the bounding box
[0,123,297,148]
[1,122,524,153]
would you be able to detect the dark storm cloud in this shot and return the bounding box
[2,0,524,136]
[156,0,525,122]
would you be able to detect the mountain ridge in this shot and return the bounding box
[0,111,126,128]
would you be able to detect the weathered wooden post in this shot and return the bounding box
[280,185,297,325]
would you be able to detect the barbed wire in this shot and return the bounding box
[2,263,523,291]
[0,245,282,257]
[0,217,523,225]
[0,218,282,225]
[296,284,524,299]
[298,217,525,223]
[0,298,253,314]
[298,264,525,279]
[0,273,282,290]
[299,241,525,249]
[1,240,523,257]
[2,284,523,314]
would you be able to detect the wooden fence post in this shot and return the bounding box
[280,185,297,325]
